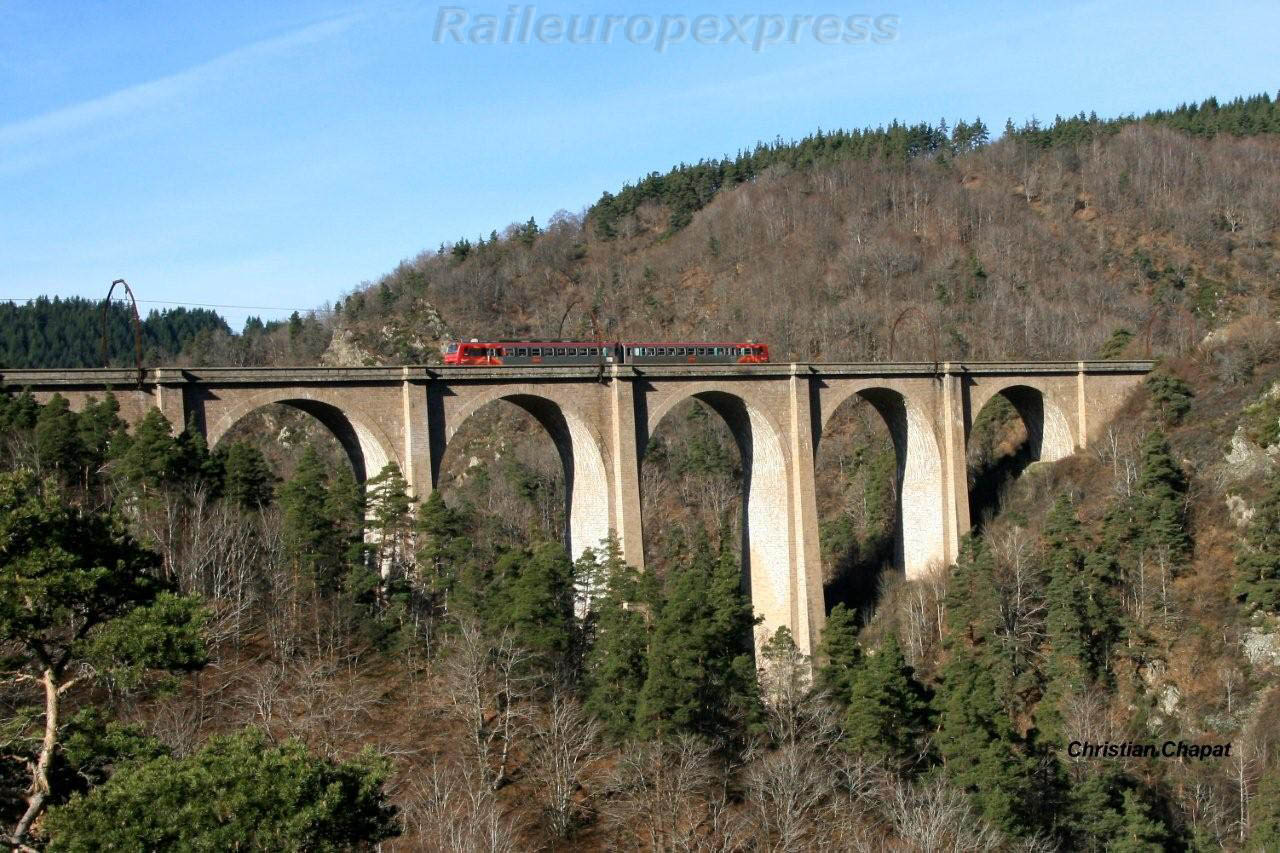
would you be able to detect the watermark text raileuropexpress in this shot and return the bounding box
[434,7,900,51]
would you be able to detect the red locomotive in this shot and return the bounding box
[443,340,770,366]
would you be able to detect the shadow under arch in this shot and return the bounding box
[641,389,790,649]
[208,395,395,484]
[966,383,1074,528]
[816,387,945,582]
[443,392,610,561]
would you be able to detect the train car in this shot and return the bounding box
[443,340,619,366]
[442,339,770,365]
[621,341,770,364]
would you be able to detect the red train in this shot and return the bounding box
[443,340,770,366]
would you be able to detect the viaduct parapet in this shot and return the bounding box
[2,361,1151,655]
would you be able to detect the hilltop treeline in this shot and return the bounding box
[590,91,1278,241]
[590,117,990,238]
[0,297,229,369]
[1010,91,1280,149]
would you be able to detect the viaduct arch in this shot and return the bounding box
[642,387,792,649]
[816,386,946,578]
[3,360,1150,656]
[443,387,611,563]
[967,382,1076,465]
[207,389,397,483]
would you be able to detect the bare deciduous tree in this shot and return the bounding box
[884,776,1007,853]
[441,620,538,791]
[525,688,603,838]
[399,758,523,853]
[602,735,720,852]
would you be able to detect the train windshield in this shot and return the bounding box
[446,343,458,353]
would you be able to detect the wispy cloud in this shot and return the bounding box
[0,12,361,153]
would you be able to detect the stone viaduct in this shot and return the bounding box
[2,361,1150,655]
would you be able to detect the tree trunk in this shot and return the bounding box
[11,667,60,848]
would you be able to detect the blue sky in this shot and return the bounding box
[2,0,1277,328]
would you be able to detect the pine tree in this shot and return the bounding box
[1039,495,1092,743]
[1063,769,1141,852]
[496,541,577,671]
[842,633,930,768]
[117,409,182,495]
[0,389,40,432]
[583,537,653,739]
[34,394,87,482]
[758,626,807,702]
[708,535,763,733]
[44,728,397,850]
[365,463,414,579]
[1145,373,1193,426]
[935,645,1040,836]
[944,536,1002,644]
[637,533,759,741]
[1099,328,1135,359]
[326,465,368,572]
[415,490,472,619]
[0,472,206,845]
[1235,469,1280,610]
[175,419,223,490]
[221,442,274,511]
[815,602,860,702]
[1109,788,1170,852]
[1134,430,1189,559]
[277,448,347,593]
[1247,766,1280,851]
[76,393,129,491]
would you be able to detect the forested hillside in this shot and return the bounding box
[3,91,1280,849]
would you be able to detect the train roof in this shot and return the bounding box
[449,339,767,346]
[449,339,605,345]
[620,341,766,346]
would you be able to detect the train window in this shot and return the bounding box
[591,347,599,356]
[696,347,705,355]
[531,348,541,356]
[568,348,576,355]
[556,347,566,355]
[496,348,505,357]
[516,348,526,357]
[714,347,723,355]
